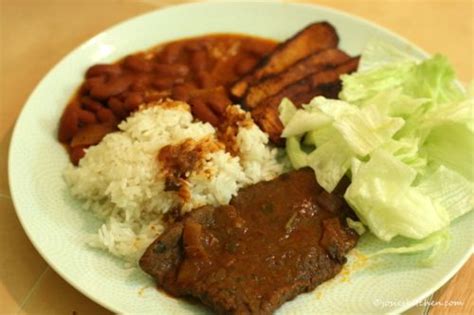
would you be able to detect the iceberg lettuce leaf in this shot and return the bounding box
[417,165,474,220]
[368,229,450,266]
[422,123,474,181]
[358,38,421,72]
[339,62,415,103]
[282,109,331,138]
[285,136,309,170]
[344,149,450,241]
[307,133,353,192]
[278,98,298,126]
[279,41,472,258]
[403,54,464,104]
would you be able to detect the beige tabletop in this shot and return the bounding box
[1,0,473,314]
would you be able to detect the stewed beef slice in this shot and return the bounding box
[140,168,358,314]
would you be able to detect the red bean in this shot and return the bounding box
[70,124,116,148]
[130,75,151,92]
[152,77,175,90]
[96,108,117,125]
[77,109,97,125]
[196,71,215,89]
[190,50,208,72]
[189,98,219,126]
[89,75,133,100]
[86,64,121,78]
[108,97,128,118]
[84,76,104,92]
[154,64,189,77]
[123,54,153,72]
[171,83,196,102]
[81,96,103,112]
[206,92,231,115]
[70,146,86,165]
[124,92,144,111]
[58,103,79,142]
[159,43,184,64]
[184,41,204,52]
[235,55,258,76]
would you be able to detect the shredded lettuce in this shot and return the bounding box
[279,40,473,258]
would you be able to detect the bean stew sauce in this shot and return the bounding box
[58,34,277,164]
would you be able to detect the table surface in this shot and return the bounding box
[1,0,472,314]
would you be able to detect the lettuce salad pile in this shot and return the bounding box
[280,41,473,257]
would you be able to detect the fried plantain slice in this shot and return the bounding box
[230,22,339,98]
[243,49,350,108]
[251,56,360,144]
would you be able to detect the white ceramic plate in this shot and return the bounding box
[9,2,473,314]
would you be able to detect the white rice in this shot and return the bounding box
[63,100,284,261]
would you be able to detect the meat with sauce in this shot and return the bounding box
[140,168,358,314]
